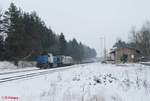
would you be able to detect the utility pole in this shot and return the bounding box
[100,36,107,61]
[104,36,107,61]
[100,37,103,58]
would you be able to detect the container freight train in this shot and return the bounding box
[36,53,73,69]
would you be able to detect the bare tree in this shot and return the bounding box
[130,21,150,60]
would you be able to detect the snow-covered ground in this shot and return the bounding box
[0,61,38,74]
[0,62,150,101]
[0,61,17,70]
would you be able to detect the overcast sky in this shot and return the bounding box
[0,0,150,56]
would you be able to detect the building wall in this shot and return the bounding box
[115,48,138,63]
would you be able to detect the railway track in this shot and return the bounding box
[0,65,78,83]
[0,68,39,75]
[0,69,53,83]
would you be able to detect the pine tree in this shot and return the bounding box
[113,39,127,48]
[3,3,25,60]
[0,11,3,33]
[59,33,67,55]
[69,39,81,61]
[0,35,5,60]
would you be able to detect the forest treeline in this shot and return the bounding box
[0,3,97,61]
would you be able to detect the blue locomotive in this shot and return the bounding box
[36,52,73,69]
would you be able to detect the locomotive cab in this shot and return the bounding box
[36,52,53,69]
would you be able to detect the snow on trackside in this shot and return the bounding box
[0,63,150,101]
[0,61,17,70]
[0,61,38,73]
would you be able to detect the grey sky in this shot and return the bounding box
[0,0,150,56]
